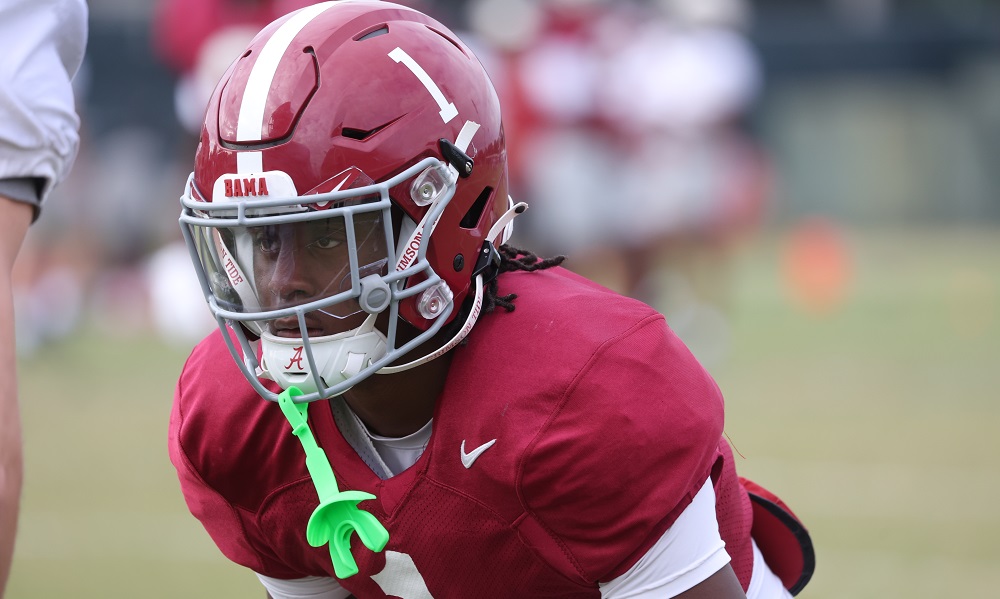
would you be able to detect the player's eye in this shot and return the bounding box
[309,233,343,251]
[254,227,281,254]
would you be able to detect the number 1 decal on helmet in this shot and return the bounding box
[389,46,459,124]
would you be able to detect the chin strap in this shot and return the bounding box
[377,200,527,375]
[276,386,389,578]
[377,275,484,374]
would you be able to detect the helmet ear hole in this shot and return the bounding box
[459,187,493,229]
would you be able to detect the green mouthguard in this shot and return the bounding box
[276,386,389,578]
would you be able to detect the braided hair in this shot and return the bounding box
[483,244,566,314]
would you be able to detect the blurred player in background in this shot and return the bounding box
[0,0,87,595]
[471,0,768,366]
[170,2,813,597]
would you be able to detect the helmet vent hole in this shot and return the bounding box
[342,127,373,141]
[341,125,383,141]
[355,24,389,42]
[460,187,493,229]
[340,116,401,141]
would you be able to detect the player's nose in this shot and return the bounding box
[268,238,318,303]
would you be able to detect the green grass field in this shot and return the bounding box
[713,226,1000,598]
[8,226,1000,598]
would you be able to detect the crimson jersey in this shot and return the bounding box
[169,267,755,597]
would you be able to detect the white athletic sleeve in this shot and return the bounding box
[255,573,351,599]
[599,477,731,598]
[0,0,87,210]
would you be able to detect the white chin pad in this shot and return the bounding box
[257,314,387,395]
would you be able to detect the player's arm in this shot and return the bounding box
[673,565,745,598]
[0,0,86,591]
[0,197,35,594]
[599,477,745,598]
[256,573,351,599]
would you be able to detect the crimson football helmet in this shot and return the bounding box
[179,0,522,403]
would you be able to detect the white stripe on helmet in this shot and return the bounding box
[235,1,338,174]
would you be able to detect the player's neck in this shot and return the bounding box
[344,350,452,438]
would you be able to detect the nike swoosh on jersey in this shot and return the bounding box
[460,439,496,469]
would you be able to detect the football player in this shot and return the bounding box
[170,2,814,597]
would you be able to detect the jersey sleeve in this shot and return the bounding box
[0,0,86,214]
[516,314,726,584]
[599,477,730,598]
[168,336,303,580]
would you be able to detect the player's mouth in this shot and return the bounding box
[269,317,326,339]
